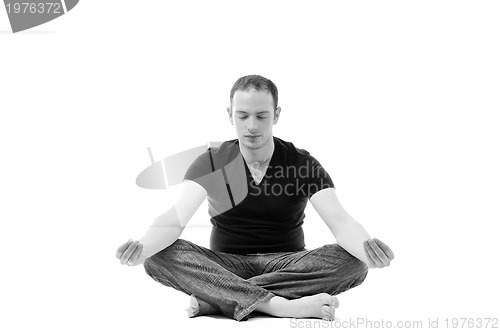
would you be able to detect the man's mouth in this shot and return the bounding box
[245,135,260,138]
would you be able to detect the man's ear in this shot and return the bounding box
[273,106,281,124]
[227,107,234,125]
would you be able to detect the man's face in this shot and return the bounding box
[227,88,280,150]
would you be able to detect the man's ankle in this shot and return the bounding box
[255,295,288,317]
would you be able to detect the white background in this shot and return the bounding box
[1,1,499,331]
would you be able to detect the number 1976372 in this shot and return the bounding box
[6,2,62,14]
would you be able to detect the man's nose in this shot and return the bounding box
[247,117,258,132]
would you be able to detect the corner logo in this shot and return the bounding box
[3,0,79,33]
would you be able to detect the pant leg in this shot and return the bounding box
[143,239,274,321]
[247,244,369,299]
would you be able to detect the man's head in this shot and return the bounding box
[227,75,281,150]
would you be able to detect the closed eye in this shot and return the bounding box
[237,115,268,120]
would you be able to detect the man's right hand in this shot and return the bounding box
[116,239,144,266]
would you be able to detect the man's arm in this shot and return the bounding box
[116,180,207,266]
[309,187,394,268]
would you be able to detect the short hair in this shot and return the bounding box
[229,75,278,110]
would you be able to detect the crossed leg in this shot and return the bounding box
[144,240,368,321]
[248,243,368,320]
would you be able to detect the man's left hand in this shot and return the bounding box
[364,238,395,268]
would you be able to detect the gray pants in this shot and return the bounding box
[143,239,368,321]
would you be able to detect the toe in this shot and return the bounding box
[189,295,199,309]
[321,305,335,321]
[187,295,200,318]
[329,296,339,309]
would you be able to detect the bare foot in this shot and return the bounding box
[256,293,339,321]
[187,295,220,318]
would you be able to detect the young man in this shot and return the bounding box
[116,75,395,321]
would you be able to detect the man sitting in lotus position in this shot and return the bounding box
[116,74,395,321]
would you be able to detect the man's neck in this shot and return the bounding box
[240,136,275,164]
